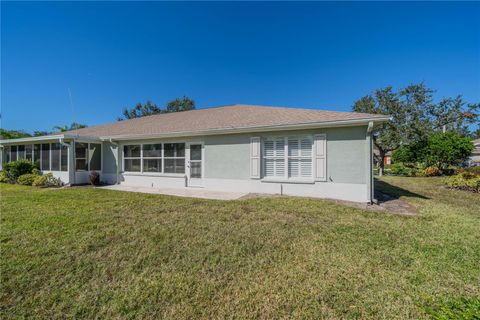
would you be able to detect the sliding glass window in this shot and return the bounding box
[18,145,26,160]
[75,143,88,171]
[4,146,11,163]
[51,143,61,171]
[25,145,33,162]
[33,144,41,168]
[11,146,17,162]
[41,144,50,171]
[61,145,68,171]
[164,143,185,174]
[123,145,141,172]
[142,144,162,173]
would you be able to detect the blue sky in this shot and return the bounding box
[1,1,479,133]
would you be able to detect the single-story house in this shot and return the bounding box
[0,105,389,203]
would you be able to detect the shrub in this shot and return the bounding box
[32,173,62,188]
[444,172,480,192]
[389,163,410,176]
[423,132,474,170]
[32,167,41,176]
[0,171,10,183]
[423,165,441,177]
[466,166,480,175]
[17,173,38,186]
[89,171,100,186]
[3,160,35,182]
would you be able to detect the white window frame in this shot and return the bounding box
[287,136,313,179]
[122,144,142,173]
[262,135,314,182]
[75,141,102,172]
[142,143,163,173]
[40,143,51,171]
[4,143,69,172]
[75,142,89,172]
[163,142,186,175]
[60,144,69,172]
[263,138,286,178]
[121,142,186,176]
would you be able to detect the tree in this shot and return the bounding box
[118,101,162,120]
[165,96,195,113]
[353,84,434,175]
[422,132,473,170]
[353,83,479,175]
[428,96,479,136]
[118,96,195,120]
[53,122,87,132]
[473,127,480,139]
[0,129,31,140]
[33,131,52,137]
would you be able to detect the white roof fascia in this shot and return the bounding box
[0,134,102,145]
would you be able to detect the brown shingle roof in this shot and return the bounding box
[65,104,389,138]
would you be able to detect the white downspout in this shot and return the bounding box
[366,121,376,204]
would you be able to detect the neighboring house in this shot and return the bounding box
[373,149,392,166]
[0,105,389,203]
[469,138,480,166]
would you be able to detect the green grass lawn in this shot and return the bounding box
[1,177,479,319]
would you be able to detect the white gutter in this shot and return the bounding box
[0,134,66,144]
[0,134,102,145]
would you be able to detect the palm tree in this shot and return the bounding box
[53,122,87,132]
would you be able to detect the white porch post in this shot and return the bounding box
[68,140,76,185]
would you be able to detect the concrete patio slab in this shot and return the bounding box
[99,184,247,200]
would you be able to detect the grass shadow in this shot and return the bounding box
[375,178,429,201]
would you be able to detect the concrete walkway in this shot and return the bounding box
[100,184,247,200]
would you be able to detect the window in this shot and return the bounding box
[122,143,185,174]
[11,146,17,162]
[123,145,141,172]
[51,143,61,171]
[263,138,285,178]
[26,145,33,162]
[33,144,41,168]
[18,145,26,160]
[164,143,185,174]
[3,143,70,172]
[89,143,101,171]
[4,146,10,163]
[41,144,50,170]
[287,137,313,178]
[61,145,68,171]
[263,136,313,180]
[142,144,162,173]
[75,142,88,171]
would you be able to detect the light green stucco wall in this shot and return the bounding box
[111,125,369,185]
[102,142,118,174]
[204,126,368,184]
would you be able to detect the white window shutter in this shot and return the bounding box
[314,134,327,181]
[250,137,261,179]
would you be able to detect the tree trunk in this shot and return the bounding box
[378,150,386,176]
